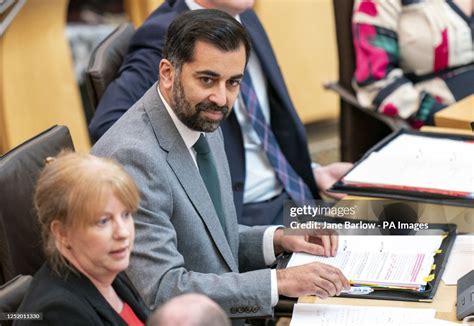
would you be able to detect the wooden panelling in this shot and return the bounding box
[124,0,163,27]
[120,0,339,124]
[0,0,90,153]
[254,0,339,123]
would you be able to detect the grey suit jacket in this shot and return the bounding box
[92,84,273,321]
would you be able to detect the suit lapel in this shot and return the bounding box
[241,12,287,103]
[113,273,150,321]
[241,11,306,138]
[206,130,241,261]
[173,0,189,13]
[143,84,238,272]
[63,271,127,325]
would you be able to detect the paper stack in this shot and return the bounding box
[287,235,444,291]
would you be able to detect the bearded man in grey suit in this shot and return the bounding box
[92,9,349,323]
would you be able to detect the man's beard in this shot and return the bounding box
[171,77,230,132]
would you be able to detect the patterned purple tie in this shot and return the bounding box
[239,70,313,203]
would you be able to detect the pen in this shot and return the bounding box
[342,286,374,295]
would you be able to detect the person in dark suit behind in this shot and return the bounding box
[92,9,350,324]
[15,152,149,325]
[89,0,352,226]
[147,294,231,326]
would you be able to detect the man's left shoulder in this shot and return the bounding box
[91,103,154,157]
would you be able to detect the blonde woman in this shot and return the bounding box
[15,152,149,325]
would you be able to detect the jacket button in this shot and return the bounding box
[230,307,237,314]
[245,307,252,313]
[252,307,259,313]
[237,307,244,313]
[233,182,244,192]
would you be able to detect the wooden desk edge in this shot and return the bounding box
[295,282,460,323]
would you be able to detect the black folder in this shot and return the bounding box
[278,223,457,302]
[330,129,474,208]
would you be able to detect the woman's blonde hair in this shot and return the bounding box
[34,151,140,275]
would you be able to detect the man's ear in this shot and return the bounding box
[159,59,175,91]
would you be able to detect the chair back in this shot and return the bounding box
[0,126,74,284]
[0,275,32,318]
[85,23,135,111]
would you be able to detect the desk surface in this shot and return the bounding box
[297,282,458,322]
[421,126,473,135]
[435,95,474,131]
[277,282,459,325]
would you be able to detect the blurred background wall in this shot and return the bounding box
[255,0,338,123]
[0,0,338,154]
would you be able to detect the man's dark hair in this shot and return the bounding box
[163,9,251,68]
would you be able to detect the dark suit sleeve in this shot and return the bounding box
[13,296,98,326]
[89,11,170,141]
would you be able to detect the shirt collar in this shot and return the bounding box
[185,0,242,23]
[157,85,201,150]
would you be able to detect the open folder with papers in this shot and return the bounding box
[283,224,456,302]
[330,130,474,207]
[288,235,443,291]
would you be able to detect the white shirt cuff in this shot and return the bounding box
[270,269,279,307]
[263,225,283,266]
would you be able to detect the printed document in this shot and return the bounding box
[287,235,444,290]
[342,134,474,195]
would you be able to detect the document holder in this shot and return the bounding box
[278,222,457,302]
[330,129,474,208]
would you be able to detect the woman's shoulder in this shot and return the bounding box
[20,264,78,300]
[15,264,99,325]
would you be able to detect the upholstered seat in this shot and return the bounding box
[0,125,74,284]
[84,23,135,112]
[0,275,32,316]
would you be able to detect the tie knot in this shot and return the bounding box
[193,134,210,154]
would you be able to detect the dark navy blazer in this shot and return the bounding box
[14,263,149,325]
[89,0,320,224]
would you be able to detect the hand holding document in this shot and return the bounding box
[287,235,444,291]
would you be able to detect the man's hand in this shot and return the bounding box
[313,162,353,199]
[273,228,338,257]
[277,262,350,298]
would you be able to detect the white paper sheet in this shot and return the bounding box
[342,134,474,195]
[287,236,443,288]
[290,304,436,326]
[442,234,474,285]
[336,235,443,253]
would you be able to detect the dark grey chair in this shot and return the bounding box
[327,0,409,162]
[84,22,135,112]
[0,125,74,284]
[0,275,32,312]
